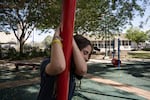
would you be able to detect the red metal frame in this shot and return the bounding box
[56,0,76,100]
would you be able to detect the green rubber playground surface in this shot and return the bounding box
[88,61,150,91]
[0,68,40,83]
[0,80,146,100]
[73,79,146,100]
[0,59,149,100]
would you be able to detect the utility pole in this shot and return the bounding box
[103,14,109,59]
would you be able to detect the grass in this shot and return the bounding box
[128,51,150,59]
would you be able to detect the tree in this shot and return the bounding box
[34,0,149,38]
[126,27,148,49]
[0,1,37,55]
[0,0,149,55]
[36,0,149,35]
[0,0,61,55]
[146,30,150,42]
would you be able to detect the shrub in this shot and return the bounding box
[142,48,150,51]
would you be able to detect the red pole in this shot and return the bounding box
[56,0,76,100]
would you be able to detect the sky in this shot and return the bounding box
[27,29,55,43]
[27,4,150,43]
[123,4,150,33]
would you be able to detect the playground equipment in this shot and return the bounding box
[56,0,76,100]
[111,38,121,67]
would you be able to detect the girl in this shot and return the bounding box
[37,27,92,100]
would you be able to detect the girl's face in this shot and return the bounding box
[81,45,92,62]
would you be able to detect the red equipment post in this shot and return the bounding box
[56,0,76,100]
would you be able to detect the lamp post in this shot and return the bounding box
[103,13,115,59]
[103,14,109,59]
[32,28,34,47]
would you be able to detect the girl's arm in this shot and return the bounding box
[45,27,66,75]
[72,38,87,76]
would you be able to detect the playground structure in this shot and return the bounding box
[111,38,121,67]
[56,0,76,100]
[58,1,122,99]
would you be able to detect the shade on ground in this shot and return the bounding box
[0,60,150,100]
[0,81,146,100]
[87,61,150,91]
[73,79,147,100]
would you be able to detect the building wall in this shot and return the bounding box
[0,32,17,44]
[83,34,135,53]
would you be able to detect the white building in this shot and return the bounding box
[0,32,17,47]
[0,32,18,58]
[83,34,136,54]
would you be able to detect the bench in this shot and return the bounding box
[14,62,40,71]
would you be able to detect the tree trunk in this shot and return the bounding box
[19,40,24,56]
[137,42,140,50]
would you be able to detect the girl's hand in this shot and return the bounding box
[53,26,62,41]
[54,23,62,37]
[54,26,61,37]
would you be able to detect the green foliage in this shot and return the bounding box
[33,0,62,29]
[0,0,62,55]
[1,0,147,32]
[146,29,150,41]
[0,0,148,33]
[0,0,149,44]
[75,0,148,34]
[142,48,150,51]
[128,52,150,59]
[126,27,148,45]
[0,0,38,55]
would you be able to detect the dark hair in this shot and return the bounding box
[74,35,93,58]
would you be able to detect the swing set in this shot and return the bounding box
[111,38,122,67]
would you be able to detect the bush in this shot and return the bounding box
[142,48,150,51]
[128,52,150,59]
[8,47,17,58]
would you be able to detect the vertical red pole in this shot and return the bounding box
[56,0,76,100]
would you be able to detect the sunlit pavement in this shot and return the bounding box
[0,58,150,100]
